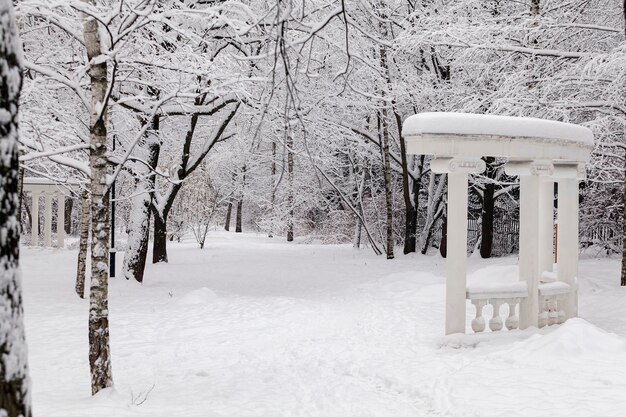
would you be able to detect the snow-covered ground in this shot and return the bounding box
[21,232,626,417]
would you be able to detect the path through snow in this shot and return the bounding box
[21,232,626,416]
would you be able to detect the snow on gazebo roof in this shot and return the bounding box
[402,112,594,163]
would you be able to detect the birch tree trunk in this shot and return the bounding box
[0,2,31,415]
[76,190,89,298]
[269,141,276,238]
[621,0,626,286]
[82,1,113,394]
[286,133,294,242]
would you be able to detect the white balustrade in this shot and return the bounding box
[466,283,527,333]
[538,281,570,328]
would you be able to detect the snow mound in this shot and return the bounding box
[509,318,626,359]
[175,287,218,305]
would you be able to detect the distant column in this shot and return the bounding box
[31,191,39,246]
[44,191,53,247]
[57,193,65,249]
[432,157,486,335]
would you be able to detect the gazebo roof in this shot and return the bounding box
[402,112,594,163]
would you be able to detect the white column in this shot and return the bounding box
[557,178,579,319]
[31,191,39,246]
[44,191,53,247]
[57,193,65,249]
[432,157,486,335]
[538,179,554,274]
[519,174,540,329]
[446,170,469,335]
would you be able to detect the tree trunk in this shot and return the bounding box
[440,216,447,258]
[480,157,497,258]
[235,199,243,233]
[0,3,32,414]
[380,109,394,259]
[621,148,626,286]
[76,191,89,298]
[64,198,73,234]
[236,165,246,233]
[287,134,294,242]
[621,0,626,286]
[152,213,168,263]
[224,201,232,231]
[378,40,394,259]
[124,192,153,281]
[269,141,276,238]
[480,182,495,258]
[392,90,417,255]
[123,116,160,283]
[82,2,113,394]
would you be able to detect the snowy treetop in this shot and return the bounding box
[403,112,594,146]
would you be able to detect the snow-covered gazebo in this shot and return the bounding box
[402,113,594,335]
[23,177,77,248]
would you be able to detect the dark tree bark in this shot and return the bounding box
[152,213,168,263]
[235,199,243,233]
[440,216,447,258]
[64,198,73,234]
[0,3,31,415]
[377,24,394,259]
[480,157,497,258]
[480,182,495,258]
[236,164,246,233]
[224,201,232,231]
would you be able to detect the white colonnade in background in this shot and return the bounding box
[23,177,75,248]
